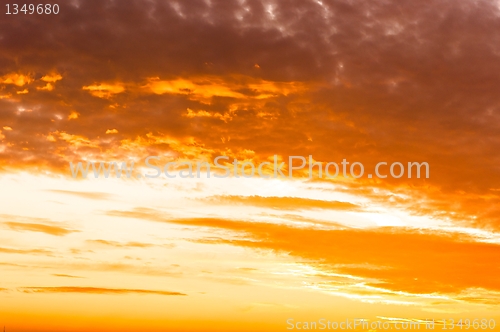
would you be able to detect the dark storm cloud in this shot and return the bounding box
[1,0,500,227]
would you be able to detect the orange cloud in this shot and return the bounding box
[0,247,52,255]
[37,83,54,91]
[109,209,500,301]
[204,195,361,211]
[68,111,79,120]
[18,286,186,296]
[144,76,308,102]
[64,261,181,277]
[4,222,77,236]
[0,73,33,86]
[51,131,99,148]
[47,190,114,200]
[82,83,125,98]
[86,239,155,248]
[183,219,500,297]
[106,207,171,223]
[146,77,245,99]
[52,274,85,278]
[41,73,63,83]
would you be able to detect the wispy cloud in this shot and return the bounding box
[46,190,114,200]
[86,239,155,248]
[203,195,362,211]
[4,222,77,236]
[19,286,186,296]
[0,247,53,256]
[106,207,170,223]
[52,274,85,279]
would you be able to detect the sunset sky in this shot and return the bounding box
[1,0,500,331]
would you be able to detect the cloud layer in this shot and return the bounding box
[1,0,499,229]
